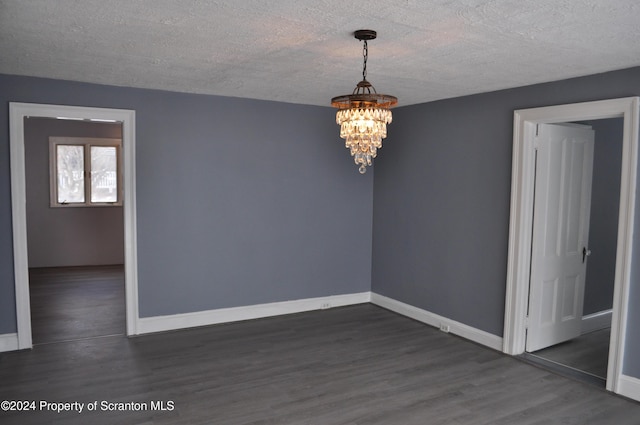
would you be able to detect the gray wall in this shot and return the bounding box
[0,82,13,334]
[625,174,640,378]
[371,67,640,375]
[583,118,623,315]
[0,74,373,329]
[24,118,124,268]
[2,67,640,380]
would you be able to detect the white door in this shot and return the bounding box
[526,123,595,352]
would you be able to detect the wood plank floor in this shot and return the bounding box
[29,265,125,344]
[1,304,639,424]
[531,328,610,379]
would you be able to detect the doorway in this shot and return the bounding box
[503,97,639,395]
[523,118,623,384]
[24,117,126,344]
[9,103,139,349]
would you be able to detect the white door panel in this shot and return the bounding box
[526,123,595,352]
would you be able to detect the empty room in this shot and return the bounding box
[1,1,640,424]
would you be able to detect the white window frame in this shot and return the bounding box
[49,137,123,207]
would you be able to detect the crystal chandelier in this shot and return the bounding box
[331,30,398,174]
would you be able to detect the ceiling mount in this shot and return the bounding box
[354,29,377,41]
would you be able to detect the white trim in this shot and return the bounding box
[581,309,612,334]
[371,293,503,352]
[0,333,19,352]
[618,375,640,403]
[9,103,139,347]
[503,97,639,396]
[8,105,31,349]
[137,292,372,335]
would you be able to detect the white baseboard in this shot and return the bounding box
[0,333,19,352]
[370,293,503,352]
[137,292,372,335]
[618,374,640,402]
[581,309,612,334]
[138,292,504,353]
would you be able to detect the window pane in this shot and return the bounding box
[91,146,118,203]
[56,145,85,203]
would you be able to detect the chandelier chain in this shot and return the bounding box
[362,40,368,81]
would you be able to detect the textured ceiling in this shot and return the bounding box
[1,0,640,107]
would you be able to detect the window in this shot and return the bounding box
[50,137,122,207]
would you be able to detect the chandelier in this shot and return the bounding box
[331,30,398,174]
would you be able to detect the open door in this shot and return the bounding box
[526,123,595,352]
[504,97,639,396]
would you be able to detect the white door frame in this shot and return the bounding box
[9,103,140,349]
[503,97,639,394]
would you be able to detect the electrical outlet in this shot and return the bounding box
[439,323,450,333]
[321,303,331,310]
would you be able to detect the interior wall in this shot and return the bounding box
[1,68,639,378]
[0,81,14,334]
[24,118,124,268]
[624,176,640,378]
[0,73,373,331]
[371,67,640,370]
[582,118,623,316]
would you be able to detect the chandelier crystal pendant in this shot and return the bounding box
[331,30,398,174]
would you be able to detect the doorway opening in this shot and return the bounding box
[24,117,126,344]
[9,103,139,350]
[503,97,639,396]
[522,118,622,386]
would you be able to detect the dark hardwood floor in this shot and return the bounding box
[531,328,611,379]
[29,265,125,344]
[1,304,639,424]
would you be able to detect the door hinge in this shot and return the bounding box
[524,316,529,329]
[533,124,541,149]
